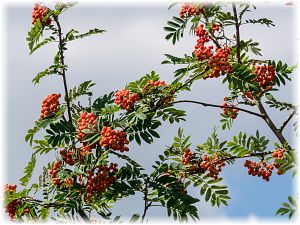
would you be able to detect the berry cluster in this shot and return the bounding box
[86,163,118,197]
[195,24,210,45]
[32,2,51,25]
[221,98,239,119]
[181,148,195,165]
[244,160,274,181]
[40,93,61,119]
[49,160,62,186]
[244,91,254,100]
[200,154,225,179]
[194,25,213,61]
[143,80,168,90]
[193,24,232,79]
[194,45,214,61]
[77,112,97,142]
[100,127,129,152]
[60,149,75,166]
[64,177,74,187]
[114,89,139,111]
[244,149,286,181]
[211,23,221,32]
[4,199,22,220]
[272,148,286,175]
[179,3,204,18]
[207,46,232,79]
[253,64,275,90]
[3,184,24,220]
[3,184,17,193]
[80,144,94,157]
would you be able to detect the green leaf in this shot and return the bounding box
[19,155,36,187]
[265,93,297,111]
[26,19,44,53]
[69,80,96,101]
[30,36,56,54]
[205,188,211,202]
[65,28,106,42]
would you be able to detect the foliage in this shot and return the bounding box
[276,196,297,219]
[4,1,298,223]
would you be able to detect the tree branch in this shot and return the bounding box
[23,197,63,208]
[232,2,241,64]
[279,110,297,133]
[141,178,151,223]
[257,101,291,149]
[170,100,265,118]
[54,17,73,125]
[201,11,221,48]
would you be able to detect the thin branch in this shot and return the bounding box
[222,150,275,162]
[170,100,265,118]
[257,102,291,149]
[23,197,63,208]
[201,11,221,48]
[279,110,297,133]
[54,17,73,125]
[141,178,151,223]
[147,67,210,114]
[232,2,241,64]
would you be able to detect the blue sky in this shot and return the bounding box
[3,1,298,222]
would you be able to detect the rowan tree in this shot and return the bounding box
[3,1,298,223]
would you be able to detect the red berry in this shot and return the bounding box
[114,89,139,111]
[31,2,51,25]
[40,94,61,119]
[100,126,129,152]
[77,112,97,142]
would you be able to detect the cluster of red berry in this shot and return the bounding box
[244,149,286,181]
[64,177,74,187]
[179,3,204,18]
[80,143,94,157]
[3,184,29,220]
[244,160,274,181]
[194,45,214,61]
[272,148,286,175]
[253,64,275,90]
[4,199,22,220]
[86,163,118,198]
[3,184,17,193]
[194,25,214,61]
[244,91,254,100]
[211,23,221,32]
[181,148,195,165]
[142,80,168,93]
[60,149,75,166]
[200,154,225,179]
[147,80,167,87]
[195,24,211,45]
[40,93,61,119]
[100,126,129,152]
[49,160,62,186]
[207,46,232,79]
[221,97,239,119]
[193,24,232,79]
[32,2,51,25]
[114,89,139,111]
[77,112,97,142]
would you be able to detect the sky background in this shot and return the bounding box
[2,1,299,222]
